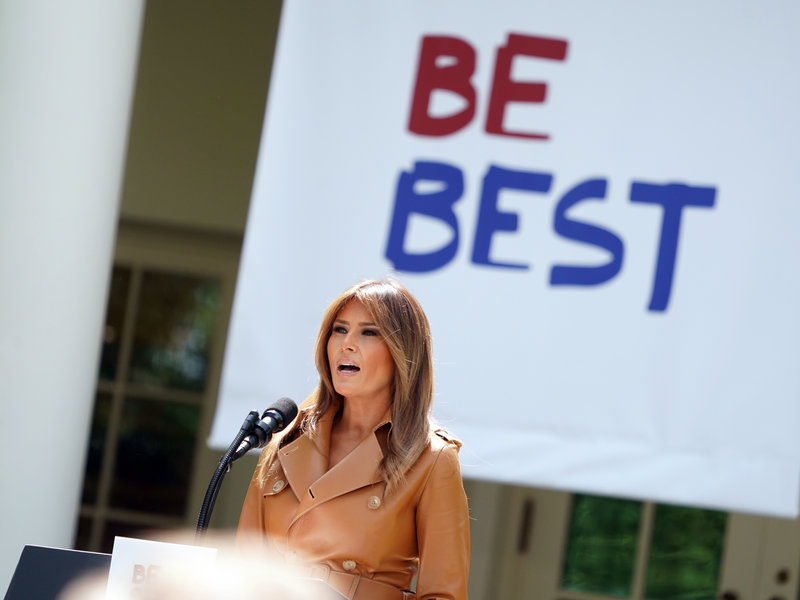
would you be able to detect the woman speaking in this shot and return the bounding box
[238,279,470,600]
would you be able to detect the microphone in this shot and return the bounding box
[234,397,298,459]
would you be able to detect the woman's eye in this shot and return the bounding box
[333,325,347,334]
[363,329,378,337]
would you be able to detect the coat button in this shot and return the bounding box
[342,560,357,572]
[367,495,381,510]
[272,479,286,493]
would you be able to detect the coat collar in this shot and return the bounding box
[278,399,391,522]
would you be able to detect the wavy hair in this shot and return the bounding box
[255,279,437,493]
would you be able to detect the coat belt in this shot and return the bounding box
[298,563,414,600]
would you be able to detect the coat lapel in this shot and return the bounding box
[278,409,335,500]
[278,433,326,502]
[308,431,384,503]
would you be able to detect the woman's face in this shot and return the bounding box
[327,299,395,405]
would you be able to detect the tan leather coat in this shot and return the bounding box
[237,405,470,600]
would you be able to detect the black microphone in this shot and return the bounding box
[234,397,298,459]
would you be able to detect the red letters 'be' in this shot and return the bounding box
[408,33,568,140]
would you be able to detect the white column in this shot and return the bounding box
[0,0,144,592]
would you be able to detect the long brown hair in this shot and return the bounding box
[255,279,437,493]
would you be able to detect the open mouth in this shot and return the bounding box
[338,362,360,373]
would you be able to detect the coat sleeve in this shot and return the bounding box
[415,442,471,600]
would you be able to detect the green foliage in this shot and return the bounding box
[562,494,642,596]
[645,505,726,600]
[561,495,726,600]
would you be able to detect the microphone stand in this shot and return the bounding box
[195,410,260,541]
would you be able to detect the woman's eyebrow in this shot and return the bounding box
[334,318,378,326]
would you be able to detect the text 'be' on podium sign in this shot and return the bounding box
[105,537,217,600]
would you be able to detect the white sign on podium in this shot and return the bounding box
[105,537,217,600]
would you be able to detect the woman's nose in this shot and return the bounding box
[342,334,356,351]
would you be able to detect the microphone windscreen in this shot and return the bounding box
[264,397,298,427]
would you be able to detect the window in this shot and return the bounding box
[74,224,238,553]
[561,494,726,600]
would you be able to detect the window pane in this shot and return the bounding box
[128,271,220,392]
[561,494,642,597]
[73,517,93,551]
[101,520,154,555]
[109,397,200,515]
[81,392,112,505]
[645,504,727,600]
[99,267,132,381]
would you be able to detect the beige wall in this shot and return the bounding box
[120,0,281,234]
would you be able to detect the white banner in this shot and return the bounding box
[212,0,800,517]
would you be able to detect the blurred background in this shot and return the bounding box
[2,1,798,599]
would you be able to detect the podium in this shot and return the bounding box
[4,545,111,600]
[5,543,347,599]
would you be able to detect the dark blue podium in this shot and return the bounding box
[4,545,111,600]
